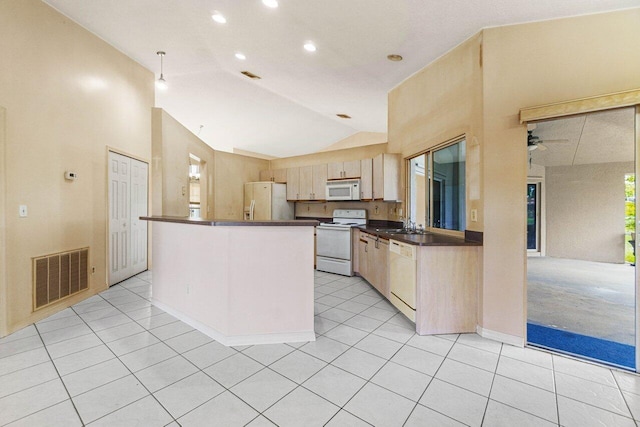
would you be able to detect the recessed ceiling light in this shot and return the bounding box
[212,12,227,24]
[387,54,403,61]
[235,52,246,60]
[262,0,278,8]
[336,114,351,119]
[303,42,317,52]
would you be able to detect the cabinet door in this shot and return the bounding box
[373,153,400,201]
[343,160,361,179]
[286,168,300,200]
[299,166,313,200]
[372,154,384,200]
[312,164,328,200]
[358,234,369,279]
[374,239,390,298]
[272,168,287,183]
[327,162,343,180]
[360,159,373,200]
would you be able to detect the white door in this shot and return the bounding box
[108,152,148,285]
[130,159,148,276]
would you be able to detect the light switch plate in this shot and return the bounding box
[19,205,27,217]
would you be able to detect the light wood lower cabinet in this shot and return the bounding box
[356,231,389,297]
[356,230,478,335]
[415,246,478,335]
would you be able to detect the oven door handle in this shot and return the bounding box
[317,226,349,231]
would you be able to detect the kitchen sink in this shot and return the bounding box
[375,228,426,235]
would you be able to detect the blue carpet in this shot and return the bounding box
[527,323,635,370]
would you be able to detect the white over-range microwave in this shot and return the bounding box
[326,179,360,201]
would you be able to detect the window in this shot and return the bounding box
[408,138,466,232]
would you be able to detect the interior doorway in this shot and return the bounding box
[527,181,542,254]
[189,154,201,218]
[108,151,149,285]
[525,107,636,370]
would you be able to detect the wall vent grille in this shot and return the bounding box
[33,248,89,310]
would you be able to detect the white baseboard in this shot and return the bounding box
[477,325,524,347]
[151,299,316,347]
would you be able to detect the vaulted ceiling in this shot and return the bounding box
[43,0,639,157]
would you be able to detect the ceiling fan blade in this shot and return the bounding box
[539,139,569,144]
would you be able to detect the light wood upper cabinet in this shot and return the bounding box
[311,164,327,200]
[360,159,373,200]
[259,169,287,183]
[288,164,327,200]
[328,160,361,180]
[373,153,401,201]
[286,167,300,200]
[299,166,313,200]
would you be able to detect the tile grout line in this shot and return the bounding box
[23,322,84,426]
[62,283,182,426]
[401,332,462,426]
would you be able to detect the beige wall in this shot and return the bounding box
[388,8,640,341]
[0,0,154,335]
[546,162,633,263]
[0,107,7,336]
[214,152,268,219]
[388,33,485,232]
[481,8,640,339]
[152,108,215,218]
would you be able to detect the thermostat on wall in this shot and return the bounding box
[64,171,77,181]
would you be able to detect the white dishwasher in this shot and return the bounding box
[389,239,417,321]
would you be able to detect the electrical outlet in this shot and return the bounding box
[471,209,478,222]
[91,266,96,274]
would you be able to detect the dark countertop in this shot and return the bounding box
[141,216,319,227]
[358,226,482,246]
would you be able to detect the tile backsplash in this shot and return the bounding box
[295,201,403,221]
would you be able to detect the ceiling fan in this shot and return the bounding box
[527,125,569,151]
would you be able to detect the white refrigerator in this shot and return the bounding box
[244,182,294,220]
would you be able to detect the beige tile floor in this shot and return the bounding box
[0,269,639,426]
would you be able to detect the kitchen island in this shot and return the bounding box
[142,216,318,346]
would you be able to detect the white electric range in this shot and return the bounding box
[316,209,367,276]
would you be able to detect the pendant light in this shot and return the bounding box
[156,51,167,90]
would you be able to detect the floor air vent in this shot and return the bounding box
[33,248,89,310]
